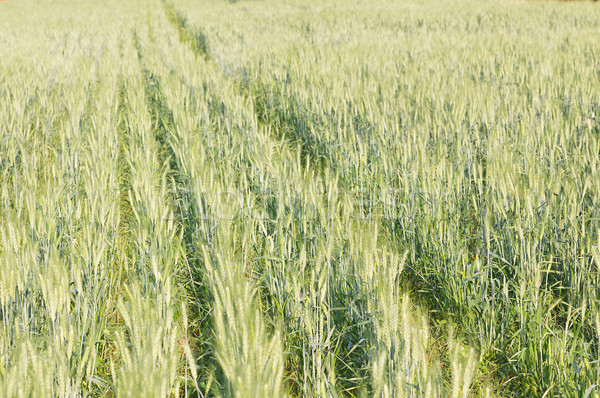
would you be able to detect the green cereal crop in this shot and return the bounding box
[1,0,600,396]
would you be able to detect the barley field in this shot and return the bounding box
[1,0,600,396]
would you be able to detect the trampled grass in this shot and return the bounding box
[1,0,600,396]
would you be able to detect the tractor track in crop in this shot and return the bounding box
[132,31,215,394]
[155,2,504,393]
[157,3,403,394]
[138,6,506,388]
[162,0,210,60]
[157,1,520,394]
[160,0,472,307]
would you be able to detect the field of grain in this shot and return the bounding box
[1,0,600,396]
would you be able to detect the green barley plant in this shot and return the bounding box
[2,0,600,396]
